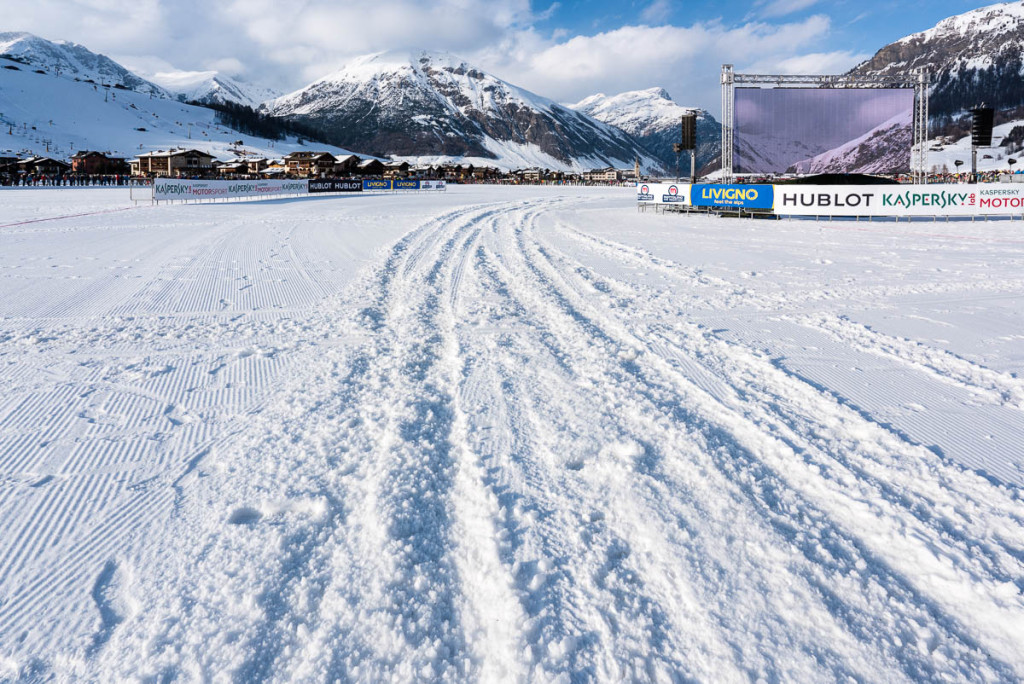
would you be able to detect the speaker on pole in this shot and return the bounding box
[971,105,995,147]
[680,114,696,151]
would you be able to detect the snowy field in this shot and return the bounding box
[1,185,1024,682]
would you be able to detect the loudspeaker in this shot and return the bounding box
[680,114,696,151]
[971,106,994,147]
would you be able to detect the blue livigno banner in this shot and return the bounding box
[691,184,774,209]
[394,179,420,190]
[362,179,392,191]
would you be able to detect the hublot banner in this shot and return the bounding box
[773,185,1024,217]
[308,179,363,193]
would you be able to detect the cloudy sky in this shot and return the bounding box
[0,0,990,111]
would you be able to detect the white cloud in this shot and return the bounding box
[641,0,672,24]
[760,0,819,19]
[0,0,857,114]
[762,50,872,74]
[476,15,837,110]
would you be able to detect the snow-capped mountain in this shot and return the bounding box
[263,51,660,172]
[0,31,167,97]
[570,88,721,173]
[0,51,356,161]
[149,70,280,109]
[788,110,913,174]
[848,1,1024,119]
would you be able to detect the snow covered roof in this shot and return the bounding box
[136,148,216,159]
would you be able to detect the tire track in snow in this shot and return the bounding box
[14,193,1023,681]
[475,206,896,681]
[80,202,532,681]
[562,226,1024,412]
[520,213,1024,679]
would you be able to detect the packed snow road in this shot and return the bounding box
[1,187,1024,682]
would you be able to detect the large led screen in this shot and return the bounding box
[734,88,914,175]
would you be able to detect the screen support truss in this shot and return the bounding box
[720,66,930,184]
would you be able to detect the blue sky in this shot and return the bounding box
[0,0,1002,112]
[538,1,979,53]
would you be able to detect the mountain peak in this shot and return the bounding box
[0,31,166,97]
[265,50,658,172]
[148,70,280,108]
[848,0,1024,118]
[569,88,720,174]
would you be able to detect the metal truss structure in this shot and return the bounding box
[720,65,930,183]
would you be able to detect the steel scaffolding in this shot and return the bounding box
[719,66,930,184]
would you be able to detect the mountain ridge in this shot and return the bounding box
[0,31,168,98]
[262,50,662,172]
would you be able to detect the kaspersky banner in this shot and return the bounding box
[154,178,308,200]
[636,182,690,204]
[773,184,1024,216]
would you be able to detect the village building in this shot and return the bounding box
[383,160,410,178]
[470,165,501,181]
[18,156,71,177]
[247,158,269,175]
[409,164,436,178]
[0,157,19,183]
[518,167,546,182]
[70,151,127,175]
[130,149,217,177]
[333,154,360,176]
[439,163,476,181]
[355,158,385,176]
[260,159,287,177]
[283,151,336,177]
[216,159,248,176]
[581,167,621,183]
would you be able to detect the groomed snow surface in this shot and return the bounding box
[1,186,1024,682]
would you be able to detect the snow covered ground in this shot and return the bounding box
[1,185,1023,681]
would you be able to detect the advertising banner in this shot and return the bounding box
[154,178,308,201]
[420,180,447,191]
[394,179,420,190]
[308,179,362,193]
[362,179,392,191]
[772,184,1024,217]
[636,183,690,205]
[691,184,773,209]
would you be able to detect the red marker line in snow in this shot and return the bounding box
[0,206,140,229]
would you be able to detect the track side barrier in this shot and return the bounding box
[148,177,448,204]
[153,178,308,204]
[639,182,1024,220]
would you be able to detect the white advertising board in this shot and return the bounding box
[772,184,1024,217]
[636,182,690,205]
[420,180,447,191]
[154,178,308,201]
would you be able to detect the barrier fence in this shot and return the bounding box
[150,178,447,203]
[637,182,1024,218]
